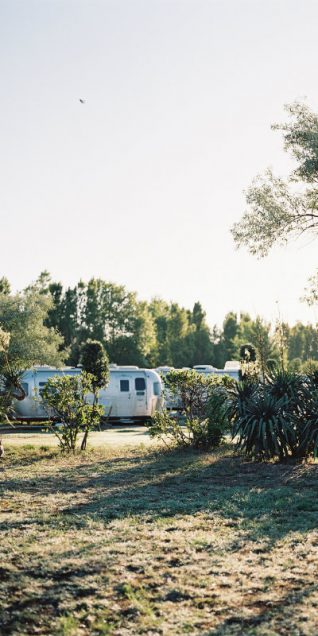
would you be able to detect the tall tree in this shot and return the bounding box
[0,289,64,400]
[191,302,206,330]
[232,102,318,257]
[231,102,318,305]
[80,339,109,450]
[221,312,240,362]
[0,277,11,295]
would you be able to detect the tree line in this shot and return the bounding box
[0,272,317,375]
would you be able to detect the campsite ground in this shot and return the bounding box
[0,433,318,635]
[2,426,155,449]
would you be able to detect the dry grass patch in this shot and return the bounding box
[0,443,318,634]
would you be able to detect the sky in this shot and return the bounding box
[1,0,318,329]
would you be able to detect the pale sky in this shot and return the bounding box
[1,0,318,329]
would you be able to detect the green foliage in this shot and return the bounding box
[0,289,64,375]
[296,388,318,458]
[205,389,231,447]
[80,339,109,450]
[302,359,318,375]
[221,312,240,361]
[232,103,318,257]
[231,101,318,303]
[232,391,294,460]
[240,343,256,362]
[228,380,259,419]
[41,373,103,452]
[3,272,318,375]
[230,370,318,460]
[0,327,14,422]
[0,277,10,295]
[149,369,232,450]
[267,369,305,403]
[303,270,318,306]
[0,288,64,415]
[80,340,109,389]
[266,358,278,372]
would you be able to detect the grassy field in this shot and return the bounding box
[1,426,155,448]
[1,435,318,635]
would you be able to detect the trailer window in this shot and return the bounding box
[21,382,29,397]
[135,378,146,391]
[39,381,47,396]
[120,379,129,392]
[153,382,161,396]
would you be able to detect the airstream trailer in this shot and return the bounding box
[13,366,163,423]
[193,362,240,381]
[155,366,180,410]
[155,367,187,411]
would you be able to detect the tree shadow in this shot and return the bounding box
[2,446,318,547]
[204,580,318,635]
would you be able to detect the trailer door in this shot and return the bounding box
[134,376,147,416]
[117,376,132,417]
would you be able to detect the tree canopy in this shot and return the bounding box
[1,272,318,374]
[231,102,318,260]
[0,289,64,375]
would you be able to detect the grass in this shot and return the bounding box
[0,439,318,635]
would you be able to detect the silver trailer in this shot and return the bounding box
[155,366,182,410]
[13,365,163,423]
[193,362,240,381]
[155,366,192,410]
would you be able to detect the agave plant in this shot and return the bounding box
[266,370,305,406]
[232,392,295,460]
[308,370,318,389]
[300,406,318,458]
[292,385,318,458]
[228,380,259,420]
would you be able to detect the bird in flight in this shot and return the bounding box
[79,98,86,104]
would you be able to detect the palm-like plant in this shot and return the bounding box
[228,380,259,420]
[232,392,294,460]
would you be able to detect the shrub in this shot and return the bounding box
[302,359,318,375]
[240,343,257,363]
[228,379,259,420]
[42,372,104,452]
[231,391,294,460]
[292,373,318,458]
[230,371,318,460]
[149,369,233,450]
[266,369,305,404]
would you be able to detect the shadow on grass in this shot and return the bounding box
[2,446,318,547]
[204,580,318,635]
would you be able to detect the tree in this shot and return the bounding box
[0,289,64,420]
[0,277,11,295]
[80,340,109,388]
[80,339,109,450]
[42,373,104,453]
[191,302,206,330]
[0,290,64,389]
[0,327,14,422]
[221,312,240,362]
[303,271,318,306]
[232,102,318,258]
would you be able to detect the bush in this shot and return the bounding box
[148,369,233,450]
[42,372,104,452]
[229,371,318,460]
[232,391,294,460]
